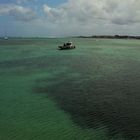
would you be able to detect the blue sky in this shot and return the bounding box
[0,0,140,37]
[0,0,67,6]
[0,0,67,37]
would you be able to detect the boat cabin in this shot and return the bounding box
[58,41,75,50]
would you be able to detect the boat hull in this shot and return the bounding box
[58,45,75,50]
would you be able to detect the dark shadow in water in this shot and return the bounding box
[33,55,140,140]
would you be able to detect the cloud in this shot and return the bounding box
[40,0,140,36]
[104,0,140,25]
[43,0,140,25]
[0,4,36,21]
[1,0,140,37]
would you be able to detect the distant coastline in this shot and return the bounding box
[1,35,140,39]
[78,35,140,39]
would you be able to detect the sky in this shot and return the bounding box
[0,0,140,37]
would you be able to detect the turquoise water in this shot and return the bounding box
[0,38,140,140]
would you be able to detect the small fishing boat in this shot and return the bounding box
[58,41,75,50]
[4,36,8,40]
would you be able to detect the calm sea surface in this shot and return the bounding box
[0,38,140,140]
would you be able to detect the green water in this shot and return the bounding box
[0,38,140,140]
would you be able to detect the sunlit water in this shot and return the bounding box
[0,38,140,140]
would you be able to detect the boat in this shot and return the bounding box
[4,36,8,40]
[58,41,75,50]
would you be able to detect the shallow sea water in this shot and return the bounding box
[0,38,140,140]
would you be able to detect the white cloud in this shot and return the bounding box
[43,0,140,25]
[41,0,140,36]
[0,4,36,21]
[1,0,140,36]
